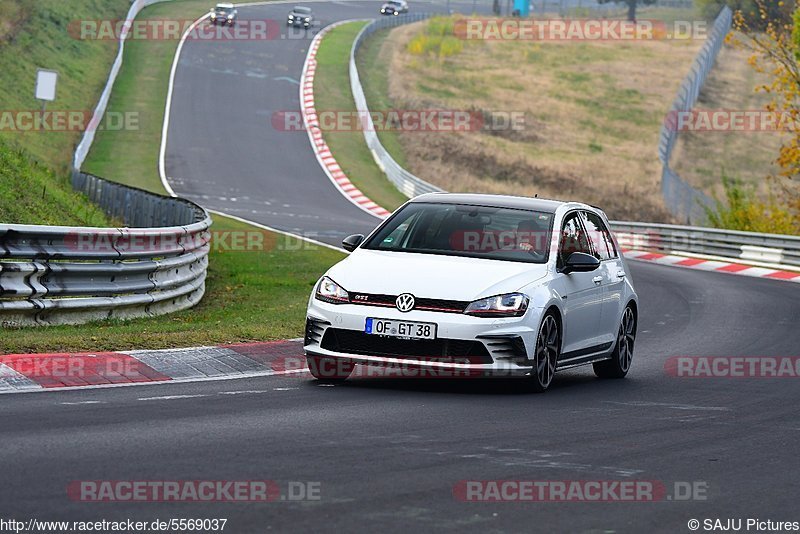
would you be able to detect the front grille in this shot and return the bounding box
[349,293,470,314]
[320,328,493,364]
[305,317,329,346]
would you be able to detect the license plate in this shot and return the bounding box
[365,318,437,340]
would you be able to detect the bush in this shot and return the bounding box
[704,174,799,235]
[406,17,464,59]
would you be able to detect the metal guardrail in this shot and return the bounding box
[659,6,732,224]
[611,221,800,268]
[0,173,211,326]
[351,14,444,198]
[0,0,213,327]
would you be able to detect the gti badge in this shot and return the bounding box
[395,293,415,312]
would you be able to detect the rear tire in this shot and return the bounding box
[530,312,560,392]
[306,355,354,383]
[593,305,636,379]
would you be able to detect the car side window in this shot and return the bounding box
[558,212,592,267]
[580,211,617,260]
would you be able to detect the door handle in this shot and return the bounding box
[617,270,626,278]
[592,276,603,284]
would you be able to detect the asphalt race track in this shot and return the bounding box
[2,2,799,532]
[164,0,489,244]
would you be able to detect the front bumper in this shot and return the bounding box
[305,299,539,377]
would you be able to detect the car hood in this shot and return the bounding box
[326,249,548,301]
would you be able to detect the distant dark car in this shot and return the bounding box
[287,6,313,27]
[380,0,409,15]
[210,3,238,25]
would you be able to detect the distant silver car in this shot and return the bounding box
[305,193,639,392]
[209,2,237,25]
[287,6,313,27]
[380,0,409,15]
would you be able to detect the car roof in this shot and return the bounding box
[216,3,234,8]
[294,6,311,9]
[409,192,590,214]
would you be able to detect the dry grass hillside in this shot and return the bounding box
[375,17,711,221]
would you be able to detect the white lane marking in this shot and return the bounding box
[218,390,272,395]
[603,401,730,411]
[156,5,362,253]
[138,394,208,401]
[59,401,106,406]
[159,12,210,196]
[273,387,299,391]
[273,76,300,85]
[207,210,345,252]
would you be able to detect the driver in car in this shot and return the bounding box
[516,219,546,255]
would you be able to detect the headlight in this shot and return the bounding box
[288,14,294,18]
[464,293,529,317]
[211,14,217,19]
[304,17,310,21]
[315,276,349,304]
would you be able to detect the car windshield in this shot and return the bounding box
[362,202,554,263]
[387,1,402,5]
[215,6,232,14]
[294,7,311,13]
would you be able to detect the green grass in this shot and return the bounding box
[2,214,344,353]
[0,0,129,226]
[314,22,409,211]
[0,0,129,174]
[0,138,110,226]
[2,0,345,352]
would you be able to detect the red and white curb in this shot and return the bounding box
[300,21,391,220]
[0,340,308,394]
[622,249,800,283]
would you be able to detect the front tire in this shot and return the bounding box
[594,305,636,379]
[530,313,560,392]
[306,355,354,383]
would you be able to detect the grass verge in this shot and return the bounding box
[314,21,409,211]
[0,0,128,226]
[3,0,345,352]
[0,138,110,226]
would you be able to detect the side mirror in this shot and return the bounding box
[342,234,364,252]
[561,252,600,274]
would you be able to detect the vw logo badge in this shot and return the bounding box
[395,293,415,312]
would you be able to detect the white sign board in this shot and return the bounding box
[35,69,58,101]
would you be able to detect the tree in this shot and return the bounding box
[697,0,788,28]
[596,0,657,22]
[731,0,800,227]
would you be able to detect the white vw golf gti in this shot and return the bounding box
[304,194,638,391]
